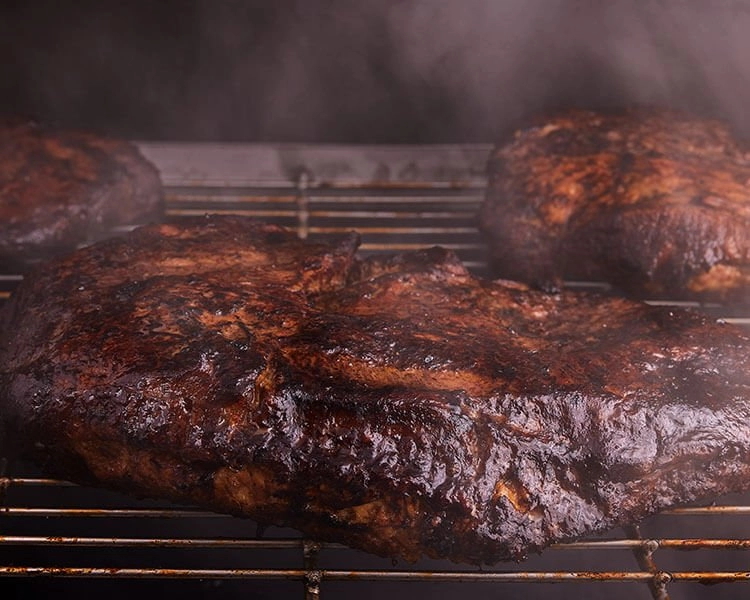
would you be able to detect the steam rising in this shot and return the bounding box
[3,0,750,142]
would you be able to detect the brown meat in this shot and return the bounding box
[478,107,750,303]
[2,214,750,565]
[0,117,164,270]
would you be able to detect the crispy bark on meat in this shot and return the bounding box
[0,117,164,269]
[2,215,750,565]
[478,107,750,303]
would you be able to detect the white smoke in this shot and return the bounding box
[5,0,750,143]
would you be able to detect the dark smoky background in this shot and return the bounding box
[2,0,750,143]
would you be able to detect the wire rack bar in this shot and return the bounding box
[1,508,219,518]
[0,535,305,549]
[3,535,750,552]
[0,567,654,582]
[1,566,748,584]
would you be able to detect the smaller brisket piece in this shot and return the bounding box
[478,107,750,303]
[0,118,164,270]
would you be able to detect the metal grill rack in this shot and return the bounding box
[2,142,750,600]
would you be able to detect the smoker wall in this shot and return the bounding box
[2,0,750,144]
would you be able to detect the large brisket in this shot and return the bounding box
[478,107,750,303]
[2,215,750,565]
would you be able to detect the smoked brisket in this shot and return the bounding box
[2,215,750,565]
[0,118,164,270]
[478,107,750,303]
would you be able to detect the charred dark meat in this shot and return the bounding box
[2,215,750,565]
[0,117,164,270]
[478,107,750,303]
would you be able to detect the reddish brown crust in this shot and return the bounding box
[0,118,164,269]
[478,107,750,303]
[2,215,750,565]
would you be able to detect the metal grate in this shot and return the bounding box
[3,142,750,600]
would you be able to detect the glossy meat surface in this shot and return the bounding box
[478,107,750,303]
[0,118,164,269]
[2,215,750,565]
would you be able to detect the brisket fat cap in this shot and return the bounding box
[0,117,164,270]
[2,214,750,565]
[478,106,750,304]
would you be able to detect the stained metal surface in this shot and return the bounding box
[135,142,492,189]
[3,143,750,600]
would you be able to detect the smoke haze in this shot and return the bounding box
[2,0,750,143]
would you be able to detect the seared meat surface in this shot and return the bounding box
[0,118,164,270]
[478,107,750,303]
[2,215,750,565]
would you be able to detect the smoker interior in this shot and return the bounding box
[2,142,750,600]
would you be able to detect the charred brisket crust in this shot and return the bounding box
[0,118,164,270]
[478,107,750,304]
[2,215,750,565]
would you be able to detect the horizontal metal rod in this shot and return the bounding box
[301,195,483,203]
[166,208,299,218]
[294,182,486,191]
[0,508,223,518]
[166,194,482,205]
[309,227,479,235]
[555,538,750,550]
[0,567,652,582]
[563,281,613,289]
[664,506,750,515]
[3,535,750,552]
[329,570,747,584]
[0,477,75,486]
[170,206,478,221]
[307,211,478,220]
[0,535,304,549]
[164,182,486,192]
[722,318,750,325]
[644,300,703,308]
[359,242,482,251]
[321,570,737,584]
[3,565,750,584]
[166,210,479,222]
[0,566,309,580]
[165,194,297,203]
